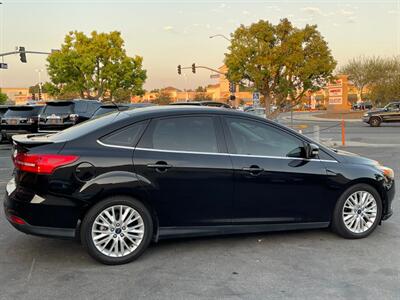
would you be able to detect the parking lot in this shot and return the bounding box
[0,120,399,299]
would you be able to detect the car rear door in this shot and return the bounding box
[133,115,234,227]
[222,116,330,224]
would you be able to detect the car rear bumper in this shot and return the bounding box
[3,179,80,239]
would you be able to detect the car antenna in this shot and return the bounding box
[111,100,121,111]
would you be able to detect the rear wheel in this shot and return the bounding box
[81,196,153,265]
[369,117,381,127]
[332,184,382,239]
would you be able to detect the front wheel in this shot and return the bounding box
[81,196,153,265]
[369,117,381,127]
[331,184,382,239]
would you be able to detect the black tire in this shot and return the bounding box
[81,196,153,265]
[331,183,382,239]
[369,117,381,127]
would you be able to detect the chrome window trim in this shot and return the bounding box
[97,140,338,163]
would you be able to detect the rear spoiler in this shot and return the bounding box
[12,133,55,146]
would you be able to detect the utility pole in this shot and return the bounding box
[35,69,43,100]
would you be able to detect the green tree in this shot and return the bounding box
[225,19,336,116]
[47,31,147,101]
[113,88,132,103]
[153,91,171,105]
[194,92,212,101]
[0,89,7,104]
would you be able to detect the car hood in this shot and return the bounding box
[366,108,385,115]
[333,149,379,166]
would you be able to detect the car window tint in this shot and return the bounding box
[226,117,305,158]
[100,121,147,147]
[148,116,218,153]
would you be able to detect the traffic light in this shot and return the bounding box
[229,81,235,93]
[177,65,181,75]
[38,89,42,100]
[32,93,36,100]
[19,47,27,63]
[192,63,196,73]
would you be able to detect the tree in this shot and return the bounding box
[0,89,7,104]
[194,92,212,101]
[47,31,147,101]
[113,88,132,103]
[153,91,171,105]
[340,56,387,101]
[225,19,336,116]
[195,86,205,92]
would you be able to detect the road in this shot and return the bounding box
[0,116,399,299]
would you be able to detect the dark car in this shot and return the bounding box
[353,101,373,110]
[1,106,43,139]
[38,99,101,132]
[171,101,231,108]
[0,105,10,142]
[362,102,400,127]
[4,106,395,265]
[92,103,155,118]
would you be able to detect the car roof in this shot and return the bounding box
[121,105,252,119]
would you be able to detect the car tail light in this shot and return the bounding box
[69,114,79,123]
[13,153,79,175]
[9,215,26,225]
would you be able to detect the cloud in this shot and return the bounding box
[163,26,174,32]
[346,16,356,23]
[302,7,323,16]
[242,10,250,15]
[340,9,355,16]
[388,10,400,15]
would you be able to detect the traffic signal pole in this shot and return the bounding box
[0,50,51,57]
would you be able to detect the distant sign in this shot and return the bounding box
[253,92,260,107]
[329,88,342,97]
[329,97,343,105]
[0,63,8,69]
[210,74,220,79]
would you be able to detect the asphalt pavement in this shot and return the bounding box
[0,117,399,300]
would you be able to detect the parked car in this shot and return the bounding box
[5,106,395,265]
[1,105,42,140]
[38,99,101,132]
[0,105,10,142]
[93,103,156,118]
[362,101,400,127]
[353,101,373,110]
[246,107,266,118]
[170,101,231,108]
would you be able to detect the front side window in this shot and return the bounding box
[141,116,219,153]
[225,117,305,158]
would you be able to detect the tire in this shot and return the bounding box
[369,117,381,127]
[331,183,382,239]
[81,196,153,265]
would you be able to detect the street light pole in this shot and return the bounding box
[35,69,43,99]
[209,34,231,42]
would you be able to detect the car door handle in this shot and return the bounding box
[242,165,264,175]
[147,161,173,173]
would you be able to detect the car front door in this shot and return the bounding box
[133,115,234,227]
[223,116,330,224]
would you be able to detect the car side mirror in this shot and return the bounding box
[305,143,319,159]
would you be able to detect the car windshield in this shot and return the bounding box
[385,103,399,110]
[43,103,74,115]
[4,107,40,117]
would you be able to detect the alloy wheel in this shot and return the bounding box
[91,205,145,257]
[342,191,377,234]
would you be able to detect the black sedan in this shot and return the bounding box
[4,106,395,265]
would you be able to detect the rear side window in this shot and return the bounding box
[43,103,74,114]
[100,121,148,147]
[4,107,39,117]
[140,116,219,153]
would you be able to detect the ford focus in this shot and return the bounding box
[4,106,395,265]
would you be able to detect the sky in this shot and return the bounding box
[0,0,399,91]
